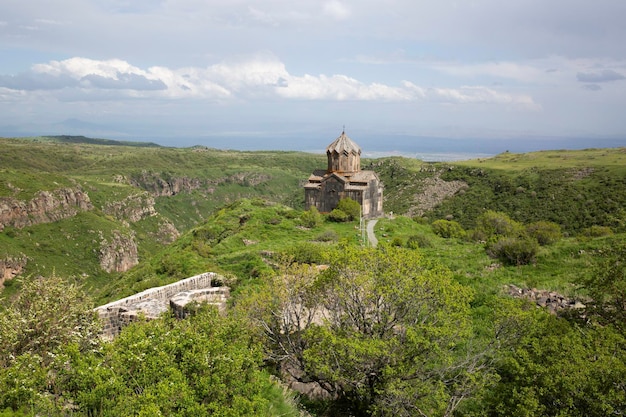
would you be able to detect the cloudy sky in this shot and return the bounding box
[1,0,625,150]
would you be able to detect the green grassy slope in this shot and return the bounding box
[0,137,325,298]
[2,137,626,306]
[373,147,626,235]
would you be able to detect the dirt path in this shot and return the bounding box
[367,219,378,247]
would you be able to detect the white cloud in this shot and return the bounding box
[322,1,351,20]
[0,55,541,109]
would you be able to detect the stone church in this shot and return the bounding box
[304,131,383,219]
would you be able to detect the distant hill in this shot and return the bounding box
[26,135,162,147]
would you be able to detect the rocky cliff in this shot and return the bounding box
[130,172,204,196]
[0,187,93,230]
[103,192,158,223]
[130,171,272,196]
[99,230,139,273]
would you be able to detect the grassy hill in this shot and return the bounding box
[2,137,626,415]
[2,137,626,302]
[0,137,325,298]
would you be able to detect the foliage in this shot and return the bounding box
[58,306,278,416]
[431,219,467,239]
[0,275,101,412]
[478,300,626,417]
[578,240,626,331]
[336,197,361,221]
[472,210,524,241]
[313,229,339,242]
[301,206,323,228]
[406,233,432,249]
[0,275,100,369]
[525,220,562,245]
[327,208,349,222]
[242,246,492,416]
[284,242,328,264]
[579,225,613,238]
[486,236,539,266]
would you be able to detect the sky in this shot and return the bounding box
[1,0,625,152]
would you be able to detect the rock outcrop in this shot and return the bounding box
[130,172,204,196]
[504,284,586,314]
[407,173,467,217]
[130,171,272,197]
[99,230,139,273]
[103,193,157,223]
[0,187,93,231]
[0,255,27,288]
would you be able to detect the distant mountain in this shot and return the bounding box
[40,135,162,147]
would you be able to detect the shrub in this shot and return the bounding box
[286,242,326,264]
[328,208,349,222]
[406,234,432,249]
[411,216,429,225]
[391,237,404,247]
[300,206,322,228]
[432,219,466,239]
[474,211,523,240]
[580,225,613,238]
[486,236,539,266]
[336,198,361,221]
[314,230,339,242]
[525,221,562,245]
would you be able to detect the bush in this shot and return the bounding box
[300,206,322,228]
[406,234,432,249]
[285,242,326,264]
[391,236,404,247]
[525,221,562,245]
[580,225,613,238]
[432,219,466,239]
[314,230,339,242]
[473,211,523,240]
[328,208,349,222]
[412,216,429,225]
[336,198,361,221]
[486,236,539,266]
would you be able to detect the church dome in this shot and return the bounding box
[326,131,361,156]
[326,131,361,173]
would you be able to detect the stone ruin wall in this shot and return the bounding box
[95,272,228,339]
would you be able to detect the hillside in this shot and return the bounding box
[1,137,626,415]
[2,138,626,297]
[0,136,324,295]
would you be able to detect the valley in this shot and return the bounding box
[1,136,625,416]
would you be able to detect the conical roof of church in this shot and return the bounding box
[326,131,361,155]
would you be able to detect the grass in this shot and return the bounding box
[2,136,626,310]
[373,215,619,305]
[457,147,626,174]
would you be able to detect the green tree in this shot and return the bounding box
[336,198,362,221]
[432,219,467,239]
[472,210,523,241]
[0,275,101,412]
[579,240,626,331]
[525,221,562,245]
[245,246,492,416]
[59,306,279,416]
[486,236,539,266]
[328,208,349,222]
[480,299,626,417]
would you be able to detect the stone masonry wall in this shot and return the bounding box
[95,272,222,339]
